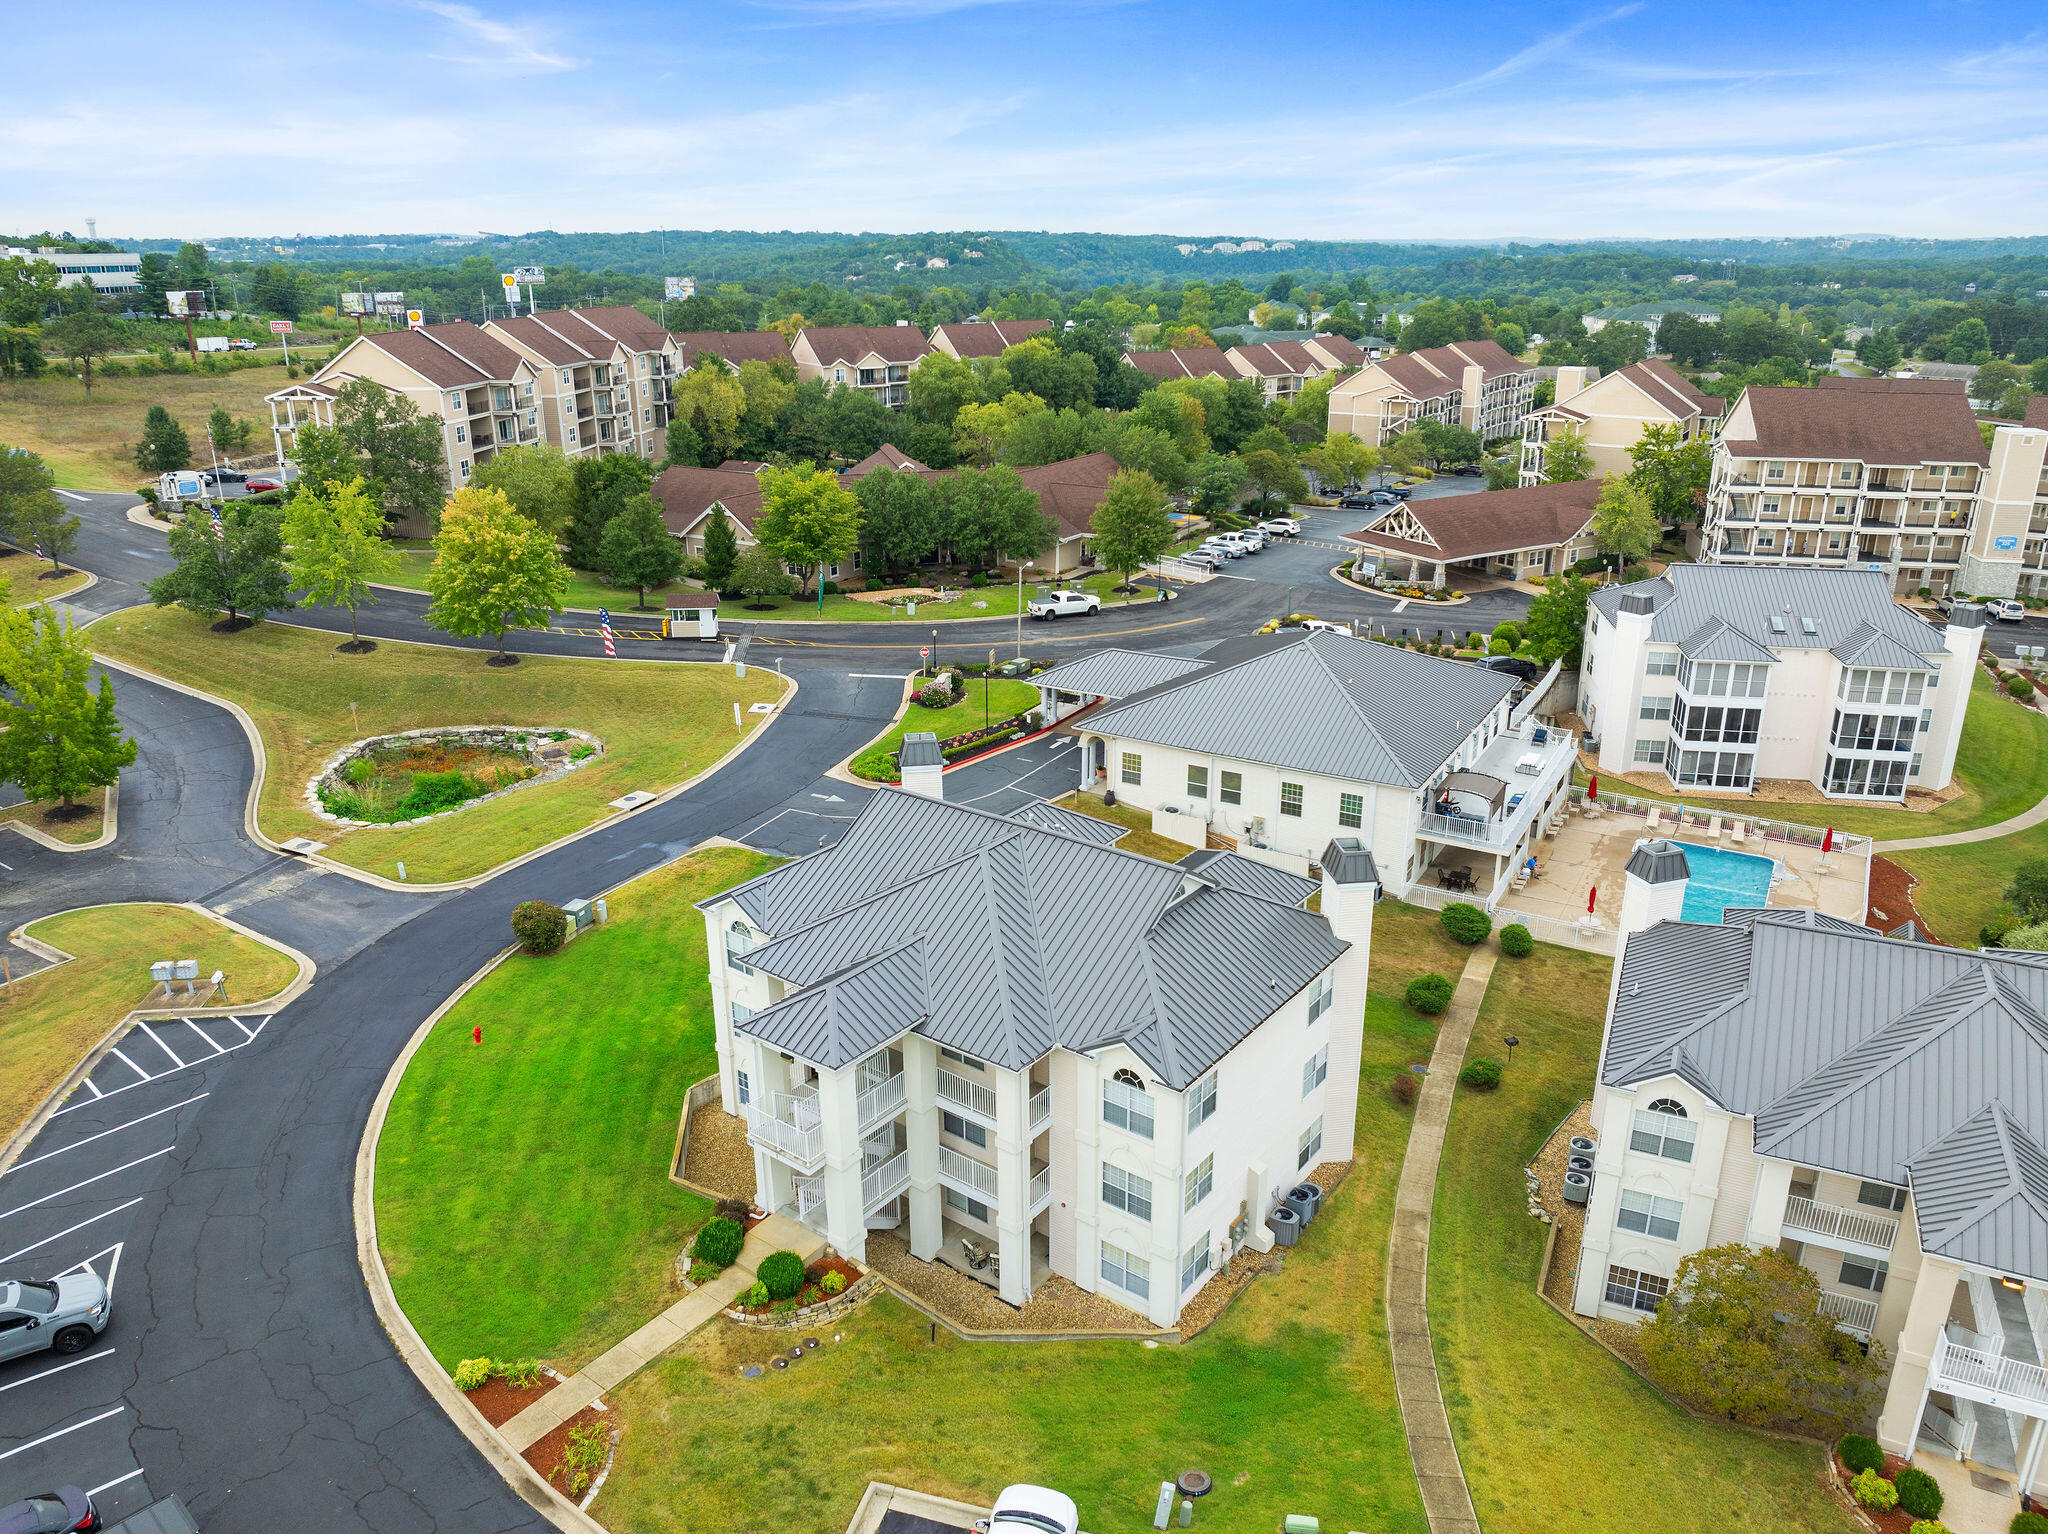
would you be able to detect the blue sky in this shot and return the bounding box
[6,1,2046,241]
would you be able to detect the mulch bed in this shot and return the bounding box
[1828,1450,1921,1534]
[729,1254,864,1316]
[463,1372,559,1428]
[1868,855,1942,943]
[520,1404,609,1496]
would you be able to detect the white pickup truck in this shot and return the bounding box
[1026,589,1100,620]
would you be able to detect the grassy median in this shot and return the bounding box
[849,677,1039,780]
[0,903,301,1146]
[89,607,786,883]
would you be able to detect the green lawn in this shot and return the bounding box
[89,607,784,883]
[0,363,293,490]
[849,678,1041,780]
[375,847,775,1372]
[1429,942,1855,1534]
[1047,791,1198,863]
[385,545,696,616]
[1,547,91,606]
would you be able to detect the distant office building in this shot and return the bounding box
[2,245,141,291]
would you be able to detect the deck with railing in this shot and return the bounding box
[745,1091,823,1168]
[1932,1326,2048,1415]
[1783,1194,1900,1254]
[863,1150,911,1212]
[937,1067,998,1122]
[857,1071,907,1130]
[1028,1085,1051,1137]
[938,1145,1000,1204]
[1817,1289,1881,1338]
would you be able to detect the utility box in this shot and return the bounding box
[1283,1517,1320,1534]
[664,605,718,639]
[563,898,595,931]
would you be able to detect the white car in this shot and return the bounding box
[1027,589,1100,620]
[1232,528,1269,549]
[1180,549,1225,570]
[1987,598,2028,622]
[979,1485,1080,1534]
[1260,518,1301,537]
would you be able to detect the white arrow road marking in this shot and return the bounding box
[54,1243,124,1301]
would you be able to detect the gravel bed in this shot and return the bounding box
[1530,1101,1593,1311]
[683,1104,757,1202]
[864,1231,1159,1334]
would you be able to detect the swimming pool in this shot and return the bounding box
[1675,841,1778,923]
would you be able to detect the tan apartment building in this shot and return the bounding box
[484,305,677,461]
[265,320,539,507]
[1520,359,1724,485]
[791,324,932,410]
[1325,339,1536,447]
[1301,334,1369,371]
[1702,378,2048,599]
[1124,347,1241,384]
[1225,340,1328,405]
[928,319,1051,360]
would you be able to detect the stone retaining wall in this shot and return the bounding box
[305,725,603,828]
[724,1273,880,1330]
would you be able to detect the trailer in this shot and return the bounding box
[662,604,718,639]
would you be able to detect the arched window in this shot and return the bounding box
[1113,1067,1145,1088]
[1632,1099,1698,1162]
[1647,1098,1687,1118]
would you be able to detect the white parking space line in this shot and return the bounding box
[0,1149,172,1223]
[0,1349,116,1396]
[0,1405,127,1462]
[847,672,911,679]
[106,1047,148,1083]
[83,1080,104,1099]
[56,1018,271,1116]
[88,1469,145,1498]
[230,1017,255,1040]
[0,1199,144,1264]
[5,1096,207,1174]
[142,1028,186,1070]
[54,1244,124,1300]
[181,1018,228,1056]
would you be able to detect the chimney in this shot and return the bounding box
[899,732,944,799]
[1554,365,1589,400]
[1619,839,1690,937]
[1461,364,1485,431]
[1317,838,1380,1163]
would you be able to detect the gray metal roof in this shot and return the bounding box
[707,788,1346,1088]
[1177,849,1319,908]
[1083,630,1515,789]
[1625,839,1691,886]
[1606,911,2048,1282]
[1677,616,1778,665]
[898,731,944,768]
[1031,647,1209,699]
[1321,837,1382,888]
[1005,799,1127,846]
[1590,565,1946,663]
[1832,622,1937,673]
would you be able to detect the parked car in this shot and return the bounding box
[1232,528,1269,549]
[1026,589,1100,620]
[979,1485,1079,1534]
[0,1485,99,1534]
[1444,464,1485,477]
[1336,493,1378,510]
[242,477,282,493]
[1987,598,2028,622]
[1179,550,1224,570]
[203,468,248,485]
[1199,538,1245,559]
[1482,655,1543,684]
[1260,518,1301,536]
[1380,484,1414,499]
[0,1274,110,1363]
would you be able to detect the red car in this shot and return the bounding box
[243,477,282,493]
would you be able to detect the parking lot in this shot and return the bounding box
[0,1011,276,1521]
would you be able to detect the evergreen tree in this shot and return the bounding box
[701,506,740,590]
[565,451,655,569]
[423,486,569,664]
[135,405,192,472]
[0,607,137,809]
[595,493,686,607]
[282,476,397,648]
[148,499,294,628]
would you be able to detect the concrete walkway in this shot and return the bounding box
[1875,788,2048,853]
[500,1212,824,1452]
[1386,942,1498,1534]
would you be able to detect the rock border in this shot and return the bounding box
[303,724,604,829]
[723,1272,880,1330]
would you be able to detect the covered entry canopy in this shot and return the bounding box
[1439,770,1509,816]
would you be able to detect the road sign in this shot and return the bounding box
[500,274,519,293]
[512,265,546,285]
[270,319,294,335]
[920,646,930,660]
[407,310,424,329]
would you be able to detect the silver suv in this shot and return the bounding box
[0,1275,111,1363]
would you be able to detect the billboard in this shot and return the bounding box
[374,292,406,320]
[665,276,695,301]
[341,292,373,316]
[167,289,206,317]
[512,265,545,285]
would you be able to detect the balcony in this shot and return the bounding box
[1783,1194,1899,1257]
[937,1067,997,1122]
[862,1149,910,1213]
[856,1070,907,1130]
[1818,1289,1880,1339]
[1029,1162,1051,1216]
[787,1172,828,1233]
[938,1144,1000,1205]
[1028,1084,1051,1137]
[1418,723,1576,852]
[1932,1326,2048,1417]
[745,1091,823,1170]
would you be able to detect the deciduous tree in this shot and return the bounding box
[282,476,396,649]
[1106,422,1190,491]
[753,463,863,597]
[44,313,118,398]
[322,379,449,532]
[671,355,747,462]
[1523,572,1593,666]
[1090,470,1172,590]
[1240,447,1309,509]
[731,544,796,604]
[0,607,136,809]
[940,465,1052,571]
[423,487,569,664]
[1541,428,1595,485]
[148,499,294,629]
[1188,453,1246,515]
[1591,474,1659,564]
[595,493,686,608]
[852,467,941,575]
[470,443,577,538]
[1628,421,1712,525]
[662,415,707,469]
[0,448,79,574]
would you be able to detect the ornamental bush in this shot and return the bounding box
[1499,923,1535,958]
[1459,1057,1503,1091]
[2011,1514,2048,1534]
[496,1357,541,1388]
[915,681,953,709]
[692,1216,745,1270]
[510,900,569,955]
[2009,674,2036,700]
[1895,1466,1943,1520]
[1440,902,1493,945]
[1391,1070,1420,1106]
[1406,973,1454,1015]
[1851,1470,1897,1511]
[738,1279,768,1308]
[1907,1522,1949,1534]
[1837,1434,1885,1477]
[821,1269,847,1296]
[452,1357,492,1392]
[757,1249,806,1300]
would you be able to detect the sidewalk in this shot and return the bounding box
[1875,787,2048,853]
[499,1212,824,1452]
[1385,941,1497,1534]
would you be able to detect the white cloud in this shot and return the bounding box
[1414,3,1645,100]
[402,0,582,73]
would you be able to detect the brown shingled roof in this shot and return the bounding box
[2029,396,2048,430]
[1438,338,1527,379]
[671,330,793,370]
[800,325,931,366]
[1125,347,1238,381]
[1614,357,1720,420]
[1375,353,1459,400]
[488,313,599,366]
[1726,379,1989,466]
[931,319,1052,357]
[844,443,931,477]
[556,304,669,354]
[1230,341,1320,377]
[361,320,526,388]
[651,465,767,534]
[1014,451,1123,540]
[1347,479,1602,562]
[1305,334,1366,367]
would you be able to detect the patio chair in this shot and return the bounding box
[1707,814,1723,840]
[1646,805,1663,831]
[1729,819,1747,844]
[960,1236,993,1271]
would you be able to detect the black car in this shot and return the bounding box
[0,1486,99,1534]
[202,468,248,485]
[1482,655,1542,684]
[1379,485,1413,499]
[1336,493,1379,510]
[1444,464,1485,477]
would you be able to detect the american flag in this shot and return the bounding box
[209,502,224,532]
[598,607,616,657]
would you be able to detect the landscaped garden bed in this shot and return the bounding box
[454,1356,560,1427]
[725,1253,870,1326]
[849,674,1042,781]
[524,1407,614,1504]
[1829,1436,1949,1534]
[307,725,601,826]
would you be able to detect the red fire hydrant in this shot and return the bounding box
[472,1025,483,1045]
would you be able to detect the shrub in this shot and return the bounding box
[738,1279,768,1308]
[452,1357,492,1392]
[757,1249,806,1300]
[1489,638,1511,656]
[820,1269,847,1296]
[2009,674,2035,700]
[1405,973,1454,1015]
[970,572,988,588]
[1499,923,1535,958]
[510,900,569,954]
[1895,1466,1942,1520]
[770,1297,799,1314]
[1390,1069,1420,1106]
[687,1261,719,1284]
[914,680,953,709]
[821,580,840,596]
[1491,621,1522,649]
[715,1196,750,1220]
[2012,1515,2048,1534]
[1459,1057,1503,1091]
[692,1216,745,1269]
[496,1357,542,1388]
[1908,1522,1948,1534]
[1440,902,1493,945]
[1837,1434,1885,1477]
[393,768,484,818]
[1851,1470,1897,1511]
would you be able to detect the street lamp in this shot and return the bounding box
[1504,1035,1520,1067]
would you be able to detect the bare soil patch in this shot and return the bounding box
[1867,855,1942,942]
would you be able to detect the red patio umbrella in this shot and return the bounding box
[1822,826,1835,854]
[1587,775,1598,802]
[1587,885,1598,915]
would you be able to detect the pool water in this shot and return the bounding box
[1674,841,1778,923]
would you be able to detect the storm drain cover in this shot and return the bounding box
[742,1365,762,1379]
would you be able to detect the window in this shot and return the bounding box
[1280,782,1304,818]
[448,391,463,410]
[1187,765,1208,799]
[1618,1190,1684,1241]
[735,1069,751,1106]
[730,1002,753,1025]
[1101,1241,1150,1299]
[1302,1044,1330,1097]
[1645,651,1679,677]
[1839,1254,1889,1293]
[942,1110,988,1149]
[1338,792,1363,829]
[459,459,471,477]
[1298,1115,1324,1169]
[1120,752,1142,786]
[1184,1154,1214,1211]
[1857,1181,1909,1212]
[454,424,467,443]
[1604,1264,1669,1313]
[940,1048,984,1071]
[944,1186,990,1222]
[1307,972,1334,1023]
[1221,770,1243,807]
[726,921,759,975]
[1182,1234,1212,1292]
[1639,696,1673,722]
[1630,1103,1697,1163]
[1103,1073,1155,1139]
[1186,1072,1217,1131]
[1102,1164,1153,1221]
[1633,739,1665,765]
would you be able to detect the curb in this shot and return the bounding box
[0,782,118,853]
[1328,564,1476,607]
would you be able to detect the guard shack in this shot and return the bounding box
[663,604,719,640]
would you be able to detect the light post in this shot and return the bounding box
[1015,561,1035,658]
[1504,1035,1520,1068]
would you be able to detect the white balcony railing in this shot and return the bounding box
[789,1173,827,1232]
[1817,1289,1880,1338]
[1933,1327,2048,1414]
[857,1071,907,1130]
[937,1067,998,1122]
[938,1145,1000,1204]
[1783,1195,1899,1253]
[1030,1165,1051,1213]
[1028,1085,1052,1137]
[745,1091,823,1168]
[863,1150,910,1212]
